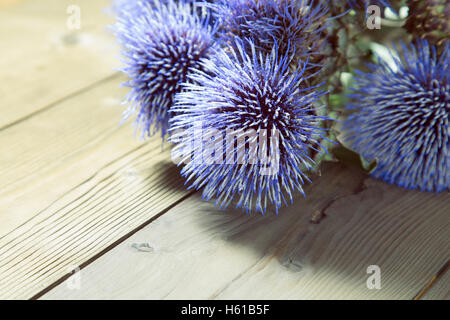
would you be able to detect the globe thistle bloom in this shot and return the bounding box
[170,40,331,214]
[210,0,329,63]
[343,41,449,193]
[113,0,215,140]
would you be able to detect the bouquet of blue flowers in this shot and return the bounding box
[112,0,449,214]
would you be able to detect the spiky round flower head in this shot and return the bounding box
[343,41,449,193]
[113,0,215,140]
[210,0,329,64]
[170,40,331,214]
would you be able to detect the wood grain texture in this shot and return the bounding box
[0,76,190,299]
[419,262,449,300]
[2,0,448,301]
[41,163,450,300]
[0,0,118,129]
[0,76,125,234]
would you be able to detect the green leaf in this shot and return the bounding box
[332,145,378,174]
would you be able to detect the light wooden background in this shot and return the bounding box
[0,0,448,300]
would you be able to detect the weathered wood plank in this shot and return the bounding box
[0,0,118,129]
[41,163,450,300]
[0,76,190,299]
[2,0,448,301]
[0,76,126,233]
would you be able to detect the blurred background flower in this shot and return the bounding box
[404,0,449,52]
[343,41,449,193]
[113,0,215,140]
[210,0,329,68]
[346,0,393,10]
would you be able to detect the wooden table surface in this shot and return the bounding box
[0,0,448,300]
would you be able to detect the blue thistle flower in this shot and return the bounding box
[170,39,331,214]
[210,0,329,62]
[113,0,216,140]
[343,41,450,193]
[111,0,152,17]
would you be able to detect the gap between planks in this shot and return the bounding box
[31,191,197,300]
[2,0,448,301]
[0,0,119,129]
[41,163,450,300]
[0,73,121,132]
[413,261,449,300]
[0,75,193,299]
